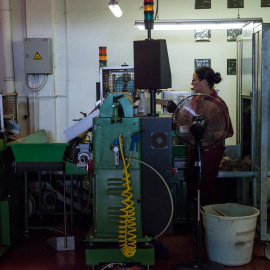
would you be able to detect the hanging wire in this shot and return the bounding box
[154,0,159,20]
[128,157,174,239]
[25,74,48,92]
[97,263,123,270]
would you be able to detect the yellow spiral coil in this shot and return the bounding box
[118,135,137,257]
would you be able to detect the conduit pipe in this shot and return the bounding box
[0,0,15,93]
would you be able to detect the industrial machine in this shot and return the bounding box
[99,65,136,102]
[6,128,93,252]
[85,2,173,267]
[85,92,173,269]
[0,92,24,257]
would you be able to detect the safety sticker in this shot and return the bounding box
[33,52,42,60]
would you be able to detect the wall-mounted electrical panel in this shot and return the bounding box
[24,38,53,74]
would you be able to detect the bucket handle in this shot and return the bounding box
[212,206,230,217]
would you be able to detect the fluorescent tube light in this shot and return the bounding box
[134,18,263,30]
[109,0,122,18]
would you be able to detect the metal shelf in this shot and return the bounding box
[218,171,254,178]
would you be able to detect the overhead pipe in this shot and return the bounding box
[0,0,15,93]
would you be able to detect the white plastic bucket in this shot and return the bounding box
[201,203,260,266]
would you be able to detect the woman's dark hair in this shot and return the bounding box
[195,66,222,89]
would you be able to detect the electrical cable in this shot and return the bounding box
[98,263,122,270]
[25,74,48,91]
[118,135,137,258]
[128,157,174,239]
[154,0,159,20]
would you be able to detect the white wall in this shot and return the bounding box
[1,0,270,143]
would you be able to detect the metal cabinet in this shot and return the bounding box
[237,23,270,252]
[252,24,270,244]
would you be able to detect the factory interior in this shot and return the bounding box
[0,0,270,269]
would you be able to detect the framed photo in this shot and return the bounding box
[195,29,211,42]
[227,0,244,8]
[195,59,211,69]
[227,29,242,42]
[195,0,211,9]
[261,0,270,7]
[227,59,237,75]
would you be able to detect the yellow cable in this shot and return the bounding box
[118,135,137,257]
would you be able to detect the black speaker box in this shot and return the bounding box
[134,39,172,89]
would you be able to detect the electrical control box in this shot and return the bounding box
[24,38,53,74]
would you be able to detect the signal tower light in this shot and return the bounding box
[144,0,154,32]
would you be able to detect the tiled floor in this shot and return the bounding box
[0,219,270,270]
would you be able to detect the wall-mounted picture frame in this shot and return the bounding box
[195,59,211,69]
[227,29,242,42]
[227,59,237,75]
[195,29,211,42]
[261,0,270,7]
[227,0,244,8]
[195,0,211,9]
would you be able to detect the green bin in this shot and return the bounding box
[7,130,68,163]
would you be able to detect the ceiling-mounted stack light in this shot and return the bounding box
[109,0,122,18]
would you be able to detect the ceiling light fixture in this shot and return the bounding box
[109,0,123,18]
[134,18,263,30]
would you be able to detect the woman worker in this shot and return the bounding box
[185,66,234,206]
[158,66,234,206]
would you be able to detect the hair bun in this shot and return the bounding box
[214,72,222,84]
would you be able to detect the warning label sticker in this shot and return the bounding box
[33,52,42,60]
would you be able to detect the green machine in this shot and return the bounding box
[87,19,173,267]
[0,92,25,257]
[86,93,173,269]
[171,140,190,223]
[0,135,24,257]
[86,93,154,268]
